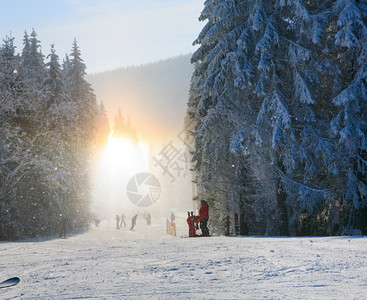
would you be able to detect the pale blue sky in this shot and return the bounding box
[0,0,203,73]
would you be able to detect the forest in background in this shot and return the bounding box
[87,54,193,148]
[187,0,367,236]
[0,30,109,240]
[0,31,194,240]
[3,1,367,240]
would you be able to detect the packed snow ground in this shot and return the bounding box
[1,213,367,299]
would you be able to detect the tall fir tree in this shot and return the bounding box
[20,29,45,84]
[188,0,367,236]
[328,0,367,233]
[62,39,98,229]
[0,34,99,240]
[43,44,68,109]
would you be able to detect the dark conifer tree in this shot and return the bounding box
[188,0,367,236]
[0,34,99,240]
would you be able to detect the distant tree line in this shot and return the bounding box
[112,107,139,144]
[87,55,194,141]
[0,30,109,240]
[187,1,367,236]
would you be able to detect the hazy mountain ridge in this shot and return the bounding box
[87,54,194,143]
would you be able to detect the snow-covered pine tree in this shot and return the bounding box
[244,1,323,236]
[37,44,82,236]
[16,29,45,133]
[43,44,68,109]
[20,29,45,84]
[0,35,20,113]
[0,36,34,239]
[189,0,367,236]
[0,34,98,240]
[0,37,65,239]
[68,39,96,113]
[59,39,98,229]
[188,0,255,235]
[62,53,71,78]
[0,34,51,239]
[327,0,367,234]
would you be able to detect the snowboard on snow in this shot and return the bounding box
[0,277,20,289]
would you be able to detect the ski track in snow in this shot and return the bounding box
[1,214,367,299]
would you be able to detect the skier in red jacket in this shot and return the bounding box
[187,211,196,237]
[195,200,209,236]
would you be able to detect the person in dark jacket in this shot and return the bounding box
[195,200,209,236]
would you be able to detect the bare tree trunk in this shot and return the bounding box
[276,171,289,236]
[239,195,248,235]
[234,213,239,235]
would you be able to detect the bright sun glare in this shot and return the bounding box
[103,135,148,171]
[92,133,149,219]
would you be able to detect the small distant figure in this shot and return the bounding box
[187,211,196,237]
[94,218,100,227]
[115,215,120,229]
[59,214,69,239]
[130,214,138,231]
[146,213,151,226]
[120,214,126,228]
[170,211,175,224]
